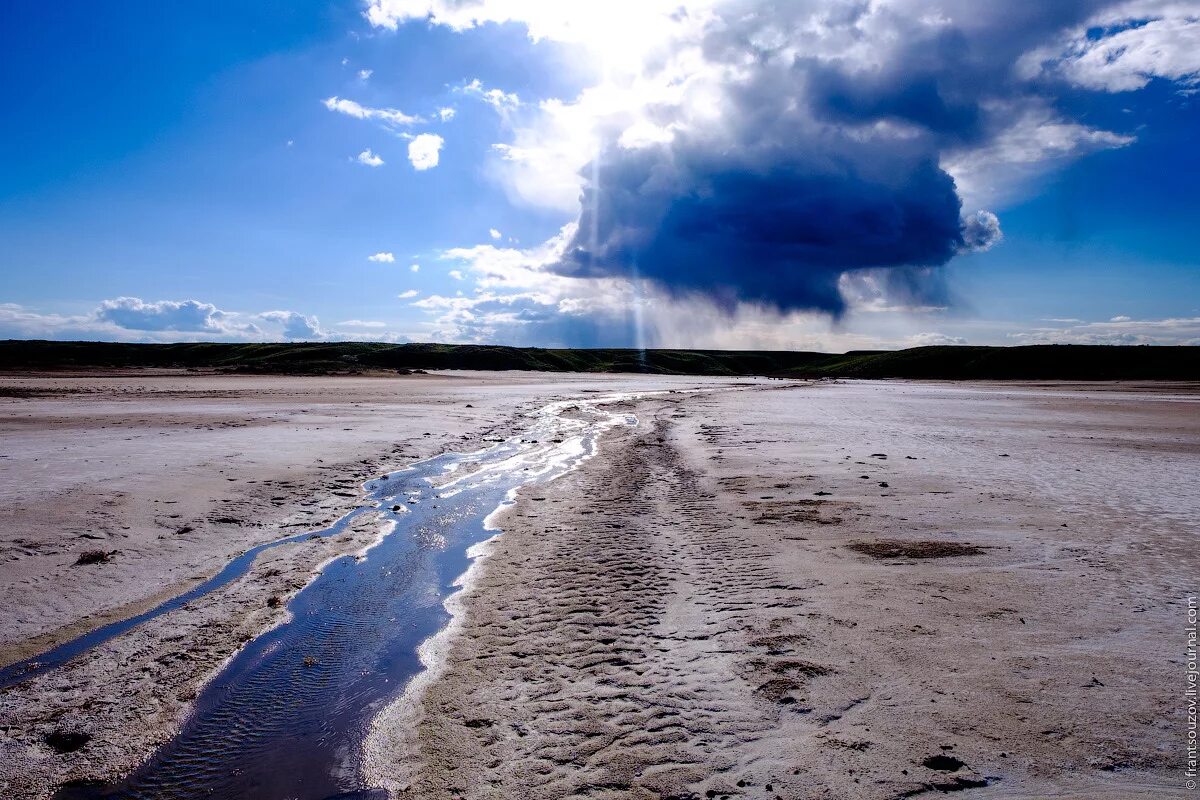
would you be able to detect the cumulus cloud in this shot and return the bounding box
[558,145,973,314]
[357,148,385,167]
[410,263,421,272]
[407,133,444,170]
[489,228,501,240]
[398,289,419,299]
[960,211,1003,253]
[96,297,237,332]
[438,106,456,121]
[323,96,421,127]
[370,2,1145,317]
[368,251,396,262]
[257,310,325,340]
[367,1,1195,338]
[0,298,337,343]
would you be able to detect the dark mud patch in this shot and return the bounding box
[0,386,84,398]
[898,776,991,796]
[922,754,966,772]
[847,540,984,560]
[891,754,994,796]
[45,730,91,754]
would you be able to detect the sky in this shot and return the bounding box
[1,0,1198,351]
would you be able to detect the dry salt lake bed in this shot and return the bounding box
[0,372,1196,799]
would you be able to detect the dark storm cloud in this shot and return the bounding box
[807,65,982,142]
[558,144,965,313]
[549,0,1109,314]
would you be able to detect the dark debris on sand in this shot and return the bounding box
[73,550,116,566]
[847,539,984,559]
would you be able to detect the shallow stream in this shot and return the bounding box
[14,393,639,800]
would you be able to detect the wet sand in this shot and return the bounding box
[366,380,1199,799]
[0,371,736,798]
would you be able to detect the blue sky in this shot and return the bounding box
[1,1,1198,349]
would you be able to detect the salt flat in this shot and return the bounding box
[1,376,1196,799]
[0,371,736,797]
[369,379,1199,799]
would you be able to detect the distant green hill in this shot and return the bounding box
[0,340,1196,380]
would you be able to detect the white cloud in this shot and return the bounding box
[368,251,396,262]
[410,263,421,272]
[447,269,464,280]
[439,223,575,289]
[0,306,82,340]
[257,310,325,340]
[0,298,335,342]
[407,133,444,170]
[488,228,501,240]
[943,105,1134,208]
[336,319,387,328]
[363,1,708,73]
[959,210,1003,253]
[357,148,385,167]
[358,69,374,81]
[438,106,456,121]
[1020,1,1200,92]
[1009,316,1200,346]
[398,289,420,299]
[366,3,719,212]
[617,120,677,150]
[907,332,968,347]
[96,297,237,333]
[323,96,421,127]
[460,78,520,111]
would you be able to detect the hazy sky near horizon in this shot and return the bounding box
[1,0,1198,350]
